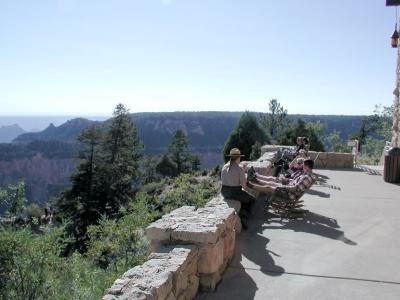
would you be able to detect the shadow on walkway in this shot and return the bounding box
[314,172,330,182]
[306,189,331,198]
[232,196,286,276]
[205,200,286,299]
[264,211,357,246]
[355,165,382,176]
[235,225,286,275]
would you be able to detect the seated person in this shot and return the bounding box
[294,137,310,155]
[289,150,307,170]
[221,148,256,229]
[295,137,305,153]
[246,159,305,186]
[247,159,315,202]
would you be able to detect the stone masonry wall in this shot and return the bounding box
[261,145,355,169]
[103,196,242,300]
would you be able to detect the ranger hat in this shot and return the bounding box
[226,148,244,157]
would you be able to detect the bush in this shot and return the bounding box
[139,181,165,195]
[159,174,218,214]
[0,202,152,300]
[0,227,69,300]
[86,194,154,273]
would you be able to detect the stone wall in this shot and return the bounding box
[308,151,354,169]
[241,151,276,176]
[103,196,242,300]
[261,145,354,169]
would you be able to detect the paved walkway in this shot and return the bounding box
[198,167,400,300]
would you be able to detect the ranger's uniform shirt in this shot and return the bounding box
[221,162,246,187]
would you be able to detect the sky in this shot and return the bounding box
[0,0,398,116]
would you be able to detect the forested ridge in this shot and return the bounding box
[11,112,364,153]
[0,111,368,206]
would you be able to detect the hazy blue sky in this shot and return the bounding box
[0,0,398,116]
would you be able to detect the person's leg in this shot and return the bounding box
[247,181,276,193]
[255,174,276,181]
[255,178,280,187]
[221,186,233,199]
[229,188,256,229]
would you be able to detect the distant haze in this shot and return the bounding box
[0,115,109,132]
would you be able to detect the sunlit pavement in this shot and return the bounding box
[198,166,400,300]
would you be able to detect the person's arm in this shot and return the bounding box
[239,168,248,189]
[254,173,276,182]
[239,162,249,172]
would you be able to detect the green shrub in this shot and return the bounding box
[86,194,154,273]
[139,181,165,195]
[0,227,67,300]
[160,174,218,214]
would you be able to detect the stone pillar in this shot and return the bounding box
[392,46,400,148]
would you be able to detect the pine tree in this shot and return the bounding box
[167,129,191,174]
[100,104,143,217]
[260,99,290,142]
[56,104,143,251]
[249,141,262,161]
[56,125,103,251]
[277,118,325,152]
[190,155,201,171]
[156,154,178,177]
[223,112,269,162]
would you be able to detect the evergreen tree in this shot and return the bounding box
[223,111,269,162]
[100,104,144,216]
[249,141,262,161]
[349,115,380,150]
[140,156,162,184]
[260,99,290,142]
[156,154,178,177]
[190,155,201,171]
[166,129,192,174]
[56,125,103,251]
[277,119,325,152]
[56,104,143,251]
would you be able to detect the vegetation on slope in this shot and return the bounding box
[0,104,219,300]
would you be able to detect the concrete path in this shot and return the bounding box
[198,167,400,300]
